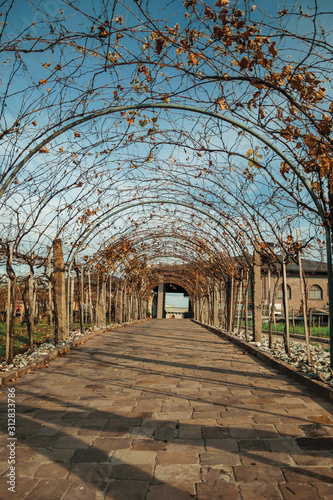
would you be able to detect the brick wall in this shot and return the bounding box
[261,274,328,313]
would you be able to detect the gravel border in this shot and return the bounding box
[192,319,333,403]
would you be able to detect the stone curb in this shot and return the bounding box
[0,318,151,386]
[192,319,333,402]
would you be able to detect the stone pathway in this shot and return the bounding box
[0,319,333,499]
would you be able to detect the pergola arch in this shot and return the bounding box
[1,99,331,365]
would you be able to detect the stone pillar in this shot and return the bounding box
[115,287,123,324]
[213,287,219,326]
[253,240,262,342]
[53,239,67,341]
[157,283,164,319]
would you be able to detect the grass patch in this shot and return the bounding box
[261,322,329,338]
[239,320,329,338]
[0,321,92,360]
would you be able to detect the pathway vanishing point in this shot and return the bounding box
[0,319,333,499]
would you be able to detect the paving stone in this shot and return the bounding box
[233,465,285,483]
[111,449,157,465]
[62,479,100,499]
[240,451,295,467]
[165,438,206,454]
[105,479,150,499]
[279,482,321,499]
[0,476,36,498]
[153,425,178,440]
[267,439,302,453]
[228,427,259,439]
[239,482,283,499]
[154,464,201,483]
[291,452,333,466]
[68,462,113,486]
[178,425,202,439]
[109,463,154,480]
[92,437,133,454]
[202,426,229,439]
[54,434,95,448]
[308,415,333,425]
[22,436,60,448]
[70,447,108,463]
[282,466,333,483]
[132,439,165,451]
[147,483,195,500]
[295,437,333,450]
[238,439,270,451]
[157,452,199,464]
[200,451,241,466]
[196,482,241,499]
[2,320,333,499]
[34,462,71,478]
[25,479,71,499]
[205,438,239,452]
[35,447,74,463]
[313,483,333,499]
[201,466,235,483]
[17,461,42,477]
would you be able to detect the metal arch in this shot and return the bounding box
[66,199,255,335]
[116,233,226,303]
[0,103,325,222]
[1,100,330,362]
[125,232,232,284]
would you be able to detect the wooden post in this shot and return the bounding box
[237,280,242,334]
[213,286,219,326]
[297,229,312,364]
[80,266,84,333]
[28,258,34,350]
[269,275,279,349]
[48,254,53,340]
[70,274,74,326]
[96,273,100,326]
[85,291,88,325]
[292,308,295,334]
[88,269,93,327]
[253,241,262,342]
[244,273,249,339]
[309,308,313,337]
[267,268,271,327]
[281,245,290,355]
[109,273,112,324]
[115,287,123,323]
[5,244,12,363]
[228,276,234,332]
[53,239,67,342]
